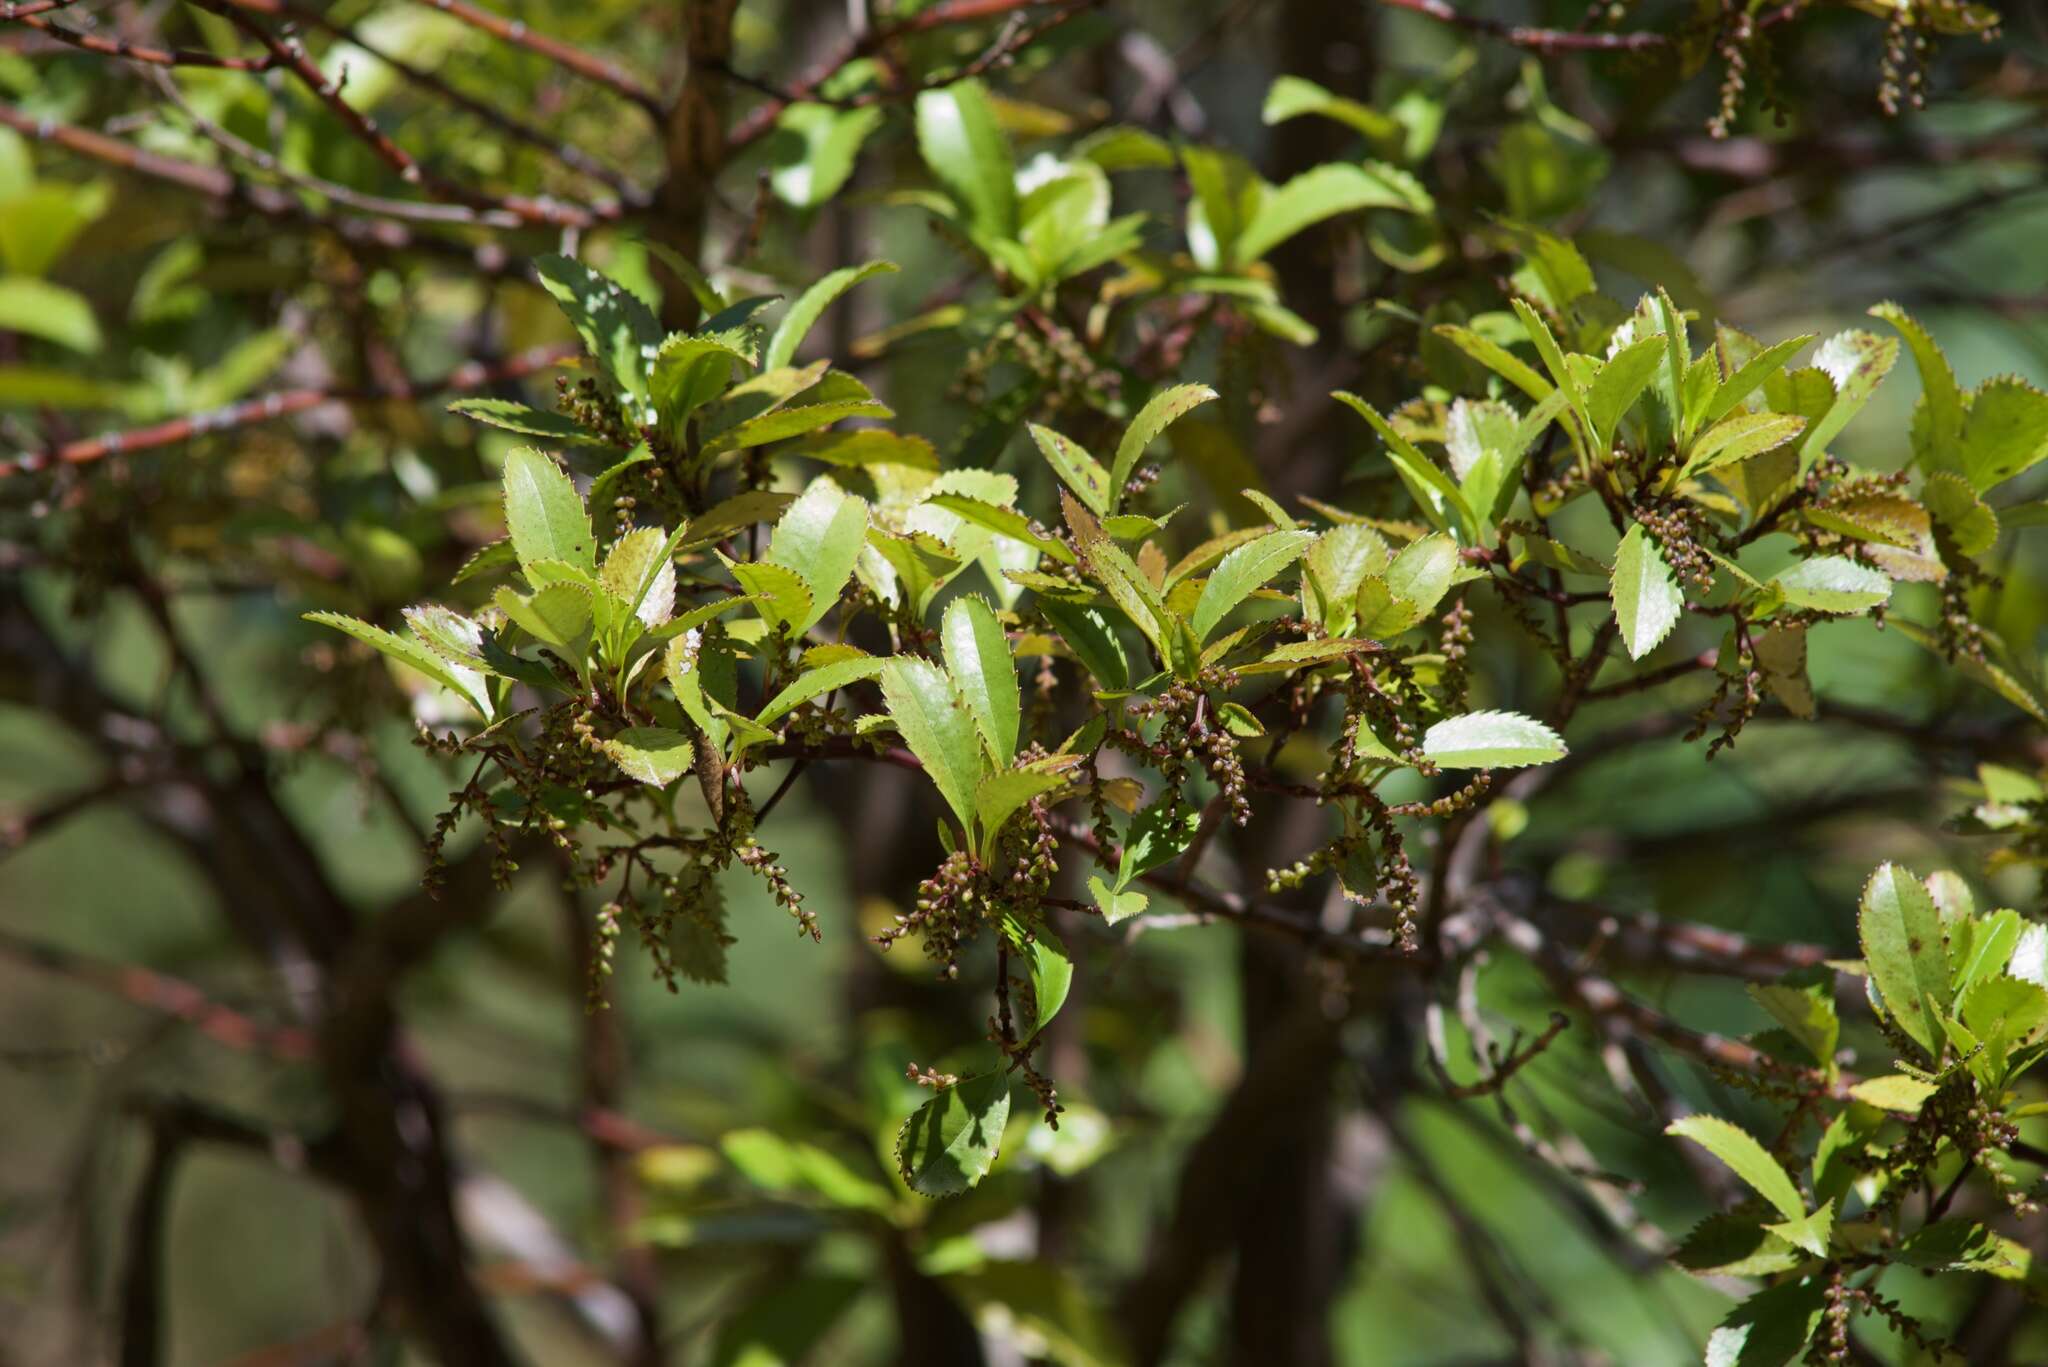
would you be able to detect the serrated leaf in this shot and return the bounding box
[1772,556,1890,614]
[1435,323,1554,404]
[1088,874,1149,926]
[896,1072,1011,1197]
[1958,376,2048,492]
[1037,600,1128,691]
[1587,335,1664,451]
[448,398,601,444]
[880,657,984,837]
[1749,969,1839,1072]
[533,255,659,405]
[602,726,694,786]
[1031,424,1114,516]
[765,260,896,371]
[1609,523,1682,660]
[1859,862,1950,1057]
[502,448,596,573]
[1895,1219,2033,1279]
[1681,411,1807,481]
[600,527,677,629]
[942,596,1020,764]
[1666,1115,1804,1222]
[1421,711,1566,770]
[1763,1199,1833,1259]
[1800,330,1896,469]
[1848,1073,1936,1112]
[704,398,891,455]
[1110,383,1216,508]
[1870,303,1963,466]
[1301,524,1390,632]
[1333,392,1478,537]
[976,761,1074,849]
[756,655,883,726]
[1702,334,1815,429]
[304,611,492,719]
[648,332,748,432]
[1190,529,1311,642]
[766,481,869,632]
[726,558,813,636]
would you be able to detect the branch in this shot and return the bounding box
[407,0,661,114]
[2,342,575,477]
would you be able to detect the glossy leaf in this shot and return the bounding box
[1421,711,1567,770]
[1609,523,1682,660]
[942,596,1020,764]
[896,1072,1012,1197]
[502,449,596,573]
[1859,861,1950,1056]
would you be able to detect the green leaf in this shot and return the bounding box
[0,276,99,352]
[1381,531,1458,619]
[880,657,984,837]
[1434,323,1554,404]
[448,398,600,445]
[721,1129,894,1213]
[1181,144,1261,271]
[1332,392,1478,537]
[502,448,596,573]
[1234,162,1427,266]
[926,494,1076,565]
[1763,1200,1833,1260]
[914,80,1016,244]
[1261,74,1403,148]
[976,760,1075,850]
[703,398,892,455]
[1672,1215,1806,1279]
[1680,411,1807,481]
[726,558,813,636]
[1870,302,1963,465]
[1703,334,1814,429]
[1772,556,1890,615]
[1075,534,1172,664]
[648,332,749,432]
[1957,376,2048,492]
[756,655,884,726]
[1749,969,1840,1072]
[303,611,491,719]
[495,580,595,650]
[1665,1115,1804,1223]
[895,1072,1012,1197]
[766,481,870,632]
[602,726,694,786]
[768,102,884,210]
[1895,1219,2034,1279]
[1006,918,1073,1040]
[1859,861,1950,1056]
[1088,875,1149,926]
[1117,796,1203,892]
[1031,424,1114,517]
[1609,523,1682,660]
[533,254,659,405]
[1301,524,1390,632]
[1706,1280,1826,1367]
[1420,711,1566,770]
[1190,528,1311,642]
[1509,299,1592,450]
[1038,600,1128,691]
[941,595,1020,764]
[1586,335,1664,451]
[599,526,678,630]
[766,260,896,371]
[1800,329,1897,470]
[1110,383,1217,510]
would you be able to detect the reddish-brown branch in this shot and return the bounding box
[4,10,277,67]
[409,0,662,114]
[727,0,1085,149]
[0,925,316,1059]
[2,343,575,478]
[190,0,606,228]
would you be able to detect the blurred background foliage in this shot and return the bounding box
[2,0,2047,1364]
